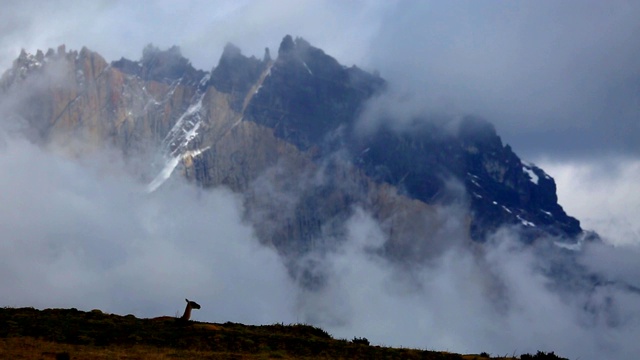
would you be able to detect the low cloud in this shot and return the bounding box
[1,129,640,359]
[366,1,640,160]
[0,134,297,324]
[295,217,640,359]
[538,157,640,246]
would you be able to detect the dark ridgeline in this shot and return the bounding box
[0,306,570,359]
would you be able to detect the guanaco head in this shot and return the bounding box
[186,298,201,310]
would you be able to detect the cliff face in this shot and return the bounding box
[0,45,198,158]
[0,35,584,265]
[353,116,581,241]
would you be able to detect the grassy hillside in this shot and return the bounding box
[0,307,566,359]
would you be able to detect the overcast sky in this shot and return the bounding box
[1,1,640,359]
[1,0,638,161]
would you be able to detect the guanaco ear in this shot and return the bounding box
[185,298,189,303]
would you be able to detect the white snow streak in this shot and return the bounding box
[517,215,536,227]
[229,117,243,131]
[302,61,313,75]
[541,210,553,217]
[522,164,539,185]
[146,156,181,193]
[146,89,208,193]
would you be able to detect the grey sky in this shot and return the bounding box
[358,1,640,161]
[2,0,638,160]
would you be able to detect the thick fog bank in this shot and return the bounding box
[1,131,639,360]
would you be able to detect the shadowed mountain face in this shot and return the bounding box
[0,35,585,265]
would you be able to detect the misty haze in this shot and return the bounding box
[1,2,640,360]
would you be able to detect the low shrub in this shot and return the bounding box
[520,350,568,360]
[351,337,370,346]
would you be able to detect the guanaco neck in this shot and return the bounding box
[181,302,193,321]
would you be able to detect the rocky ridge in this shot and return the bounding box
[0,35,587,266]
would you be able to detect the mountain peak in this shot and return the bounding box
[278,34,295,56]
[208,42,266,110]
[140,44,198,83]
[220,42,243,60]
[263,47,272,63]
[1,45,68,88]
[111,44,205,86]
[276,35,321,61]
[458,116,496,139]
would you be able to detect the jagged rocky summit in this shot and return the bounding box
[0,35,588,264]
